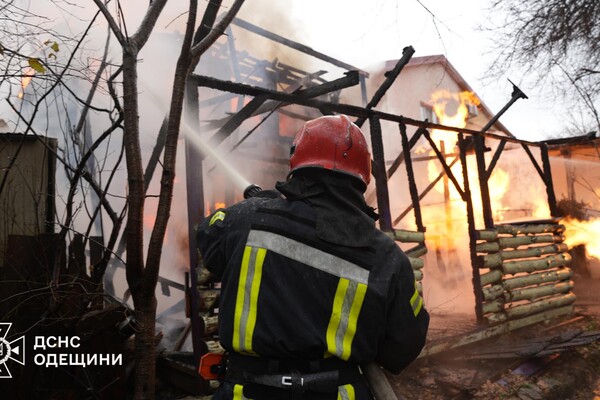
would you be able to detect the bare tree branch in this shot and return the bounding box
[190,0,246,63]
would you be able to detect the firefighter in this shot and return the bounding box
[197,114,429,400]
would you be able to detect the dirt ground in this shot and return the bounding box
[389,272,600,400]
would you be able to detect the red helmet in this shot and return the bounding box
[289,115,371,186]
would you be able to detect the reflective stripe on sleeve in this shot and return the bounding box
[233,384,251,400]
[232,246,266,354]
[338,384,356,400]
[326,278,367,360]
[246,230,369,284]
[410,281,423,317]
[209,210,225,226]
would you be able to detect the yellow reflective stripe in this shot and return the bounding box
[232,246,266,354]
[342,282,367,360]
[338,384,355,400]
[233,246,252,352]
[209,210,225,226]
[410,281,423,317]
[326,279,367,360]
[245,248,266,351]
[326,278,349,357]
[233,384,251,400]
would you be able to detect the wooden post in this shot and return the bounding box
[370,116,393,231]
[474,134,494,229]
[541,143,559,217]
[459,135,484,321]
[399,122,424,231]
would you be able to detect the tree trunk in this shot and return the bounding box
[133,295,158,400]
[121,45,151,399]
[122,47,146,289]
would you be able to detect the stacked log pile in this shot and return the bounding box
[476,222,575,328]
[387,229,426,295]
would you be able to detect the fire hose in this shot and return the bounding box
[242,184,398,400]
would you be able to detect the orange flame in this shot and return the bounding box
[18,67,35,99]
[561,217,600,261]
[429,90,480,148]
[422,90,511,235]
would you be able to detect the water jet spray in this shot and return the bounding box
[141,80,261,200]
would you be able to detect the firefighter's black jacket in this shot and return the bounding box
[197,171,429,398]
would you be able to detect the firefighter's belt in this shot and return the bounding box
[244,370,339,392]
[226,353,362,394]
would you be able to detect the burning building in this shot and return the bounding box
[182,19,580,379]
[3,5,599,396]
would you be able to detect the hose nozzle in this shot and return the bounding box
[243,184,263,199]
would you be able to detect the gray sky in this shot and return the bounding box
[233,0,566,141]
[1,0,568,141]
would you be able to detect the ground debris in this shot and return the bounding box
[390,310,600,400]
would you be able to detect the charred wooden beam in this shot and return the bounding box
[232,17,369,77]
[423,129,466,200]
[199,92,238,107]
[485,139,507,180]
[520,142,546,180]
[474,134,494,229]
[389,127,449,178]
[541,143,559,217]
[190,74,544,146]
[370,115,392,231]
[207,71,359,147]
[355,46,414,127]
[460,134,484,321]
[252,70,358,116]
[209,94,270,146]
[393,157,460,226]
[400,122,424,231]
